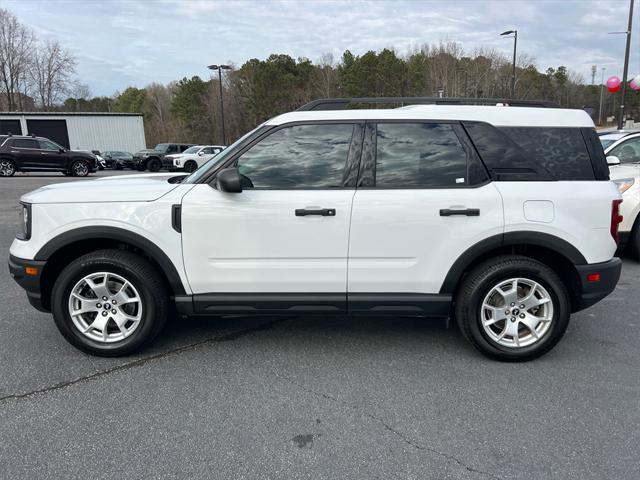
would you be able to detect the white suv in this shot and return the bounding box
[8,98,623,361]
[166,145,225,173]
[603,131,640,259]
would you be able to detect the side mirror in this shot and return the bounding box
[58,148,65,153]
[198,151,205,156]
[216,167,243,193]
[607,155,621,166]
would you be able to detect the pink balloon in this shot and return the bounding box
[607,76,621,93]
[630,73,640,91]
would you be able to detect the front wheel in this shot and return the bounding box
[147,158,161,172]
[51,249,169,356]
[183,160,197,173]
[71,160,90,177]
[627,220,640,261]
[454,255,570,362]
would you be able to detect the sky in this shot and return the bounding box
[6,0,640,97]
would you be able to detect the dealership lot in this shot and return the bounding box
[1,172,639,479]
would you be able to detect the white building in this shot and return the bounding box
[0,112,146,153]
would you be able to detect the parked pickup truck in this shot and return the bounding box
[132,143,194,172]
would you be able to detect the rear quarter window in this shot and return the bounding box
[463,122,602,181]
[500,127,595,180]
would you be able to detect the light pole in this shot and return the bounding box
[500,29,518,98]
[617,0,635,129]
[598,67,606,126]
[207,64,232,145]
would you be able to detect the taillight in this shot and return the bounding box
[610,199,623,243]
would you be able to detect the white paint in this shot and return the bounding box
[180,185,355,293]
[347,184,504,293]
[267,106,595,128]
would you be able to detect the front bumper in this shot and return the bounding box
[572,257,622,312]
[8,255,48,312]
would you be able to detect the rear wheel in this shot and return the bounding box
[455,255,570,361]
[184,160,197,173]
[51,249,169,356]
[147,158,161,172]
[0,159,16,176]
[71,160,90,177]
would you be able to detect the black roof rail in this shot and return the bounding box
[297,97,560,111]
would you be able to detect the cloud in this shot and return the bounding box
[5,0,639,96]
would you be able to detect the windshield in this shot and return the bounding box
[184,125,269,184]
[600,139,616,149]
[154,143,169,151]
[183,146,200,154]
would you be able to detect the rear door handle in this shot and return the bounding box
[439,208,480,217]
[295,208,336,217]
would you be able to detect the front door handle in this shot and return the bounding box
[439,208,480,217]
[295,208,336,217]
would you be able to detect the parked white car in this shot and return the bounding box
[604,131,640,259]
[166,145,225,173]
[9,99,622,361]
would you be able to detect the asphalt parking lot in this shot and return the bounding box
[0,171,639,479]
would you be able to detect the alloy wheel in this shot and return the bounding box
[68,272,143,343]
[73,161,89,176]
[480,277,554,348]
[0,160,15,176]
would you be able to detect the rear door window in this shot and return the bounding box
[12,138,39,149]
[373,123,472,188]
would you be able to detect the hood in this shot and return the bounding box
[134,149,159,155]
[21,173,189,204]
[609,164,640,180]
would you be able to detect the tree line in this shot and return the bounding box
[2,8,638,148]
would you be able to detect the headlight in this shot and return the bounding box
[17,202,31,240]
[614,178,635,194]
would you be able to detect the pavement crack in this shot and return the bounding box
[0,320,280,405]
[275,373,500,480]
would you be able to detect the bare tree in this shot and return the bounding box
[0,8,34,111]
[312,53,338,98]
[30,39,76,110]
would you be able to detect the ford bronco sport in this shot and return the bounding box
[8,98,622,361]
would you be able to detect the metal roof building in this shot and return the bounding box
[0,112,146,153]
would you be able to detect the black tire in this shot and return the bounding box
[71,160,90,177]
[136,163,146,171]
[454,255,570,362]
[147,158,161,172]
[51,249,170,356]
[0,159,16,176]
[184,160,198,173]
[628,219,640,261]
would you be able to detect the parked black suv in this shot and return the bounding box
[0,135,97,177]
[132,143,194,172]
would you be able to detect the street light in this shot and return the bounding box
[207,64,232,145]
[599,67,606,126]
[500,29,518,98]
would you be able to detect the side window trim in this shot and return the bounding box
[213,121,366,190]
